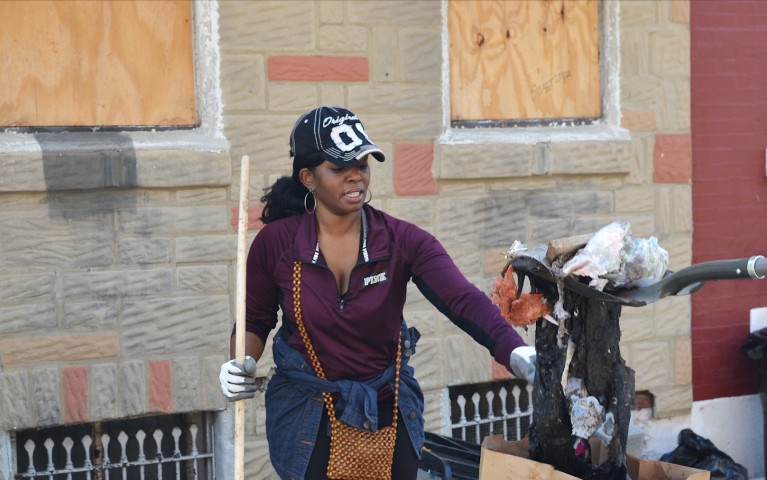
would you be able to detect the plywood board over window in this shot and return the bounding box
[0,0,197,128]
[449,0,601,124]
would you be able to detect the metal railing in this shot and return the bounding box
[14,414,213,480]
[449,379,533,444]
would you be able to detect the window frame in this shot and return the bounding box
[447,0,603,128]
[0,1,228,193]
[439,0,625,145]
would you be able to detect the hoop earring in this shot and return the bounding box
[304,190,316,214]
[364,187,373,204]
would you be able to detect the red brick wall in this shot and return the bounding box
[690,0,767,401]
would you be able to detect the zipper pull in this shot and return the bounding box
[339,291,348,312]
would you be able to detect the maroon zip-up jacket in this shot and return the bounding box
[245,204,526,382]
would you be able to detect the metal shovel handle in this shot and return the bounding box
[511,250,766,307]
[658,255,766,296]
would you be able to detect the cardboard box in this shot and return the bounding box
[478,435,710,480]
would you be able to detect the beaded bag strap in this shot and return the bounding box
[292,261,401,429]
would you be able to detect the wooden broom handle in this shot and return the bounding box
[234,155,250,480]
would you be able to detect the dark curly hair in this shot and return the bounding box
[260,152,323,224]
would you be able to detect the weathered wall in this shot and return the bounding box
[0,0,693,477]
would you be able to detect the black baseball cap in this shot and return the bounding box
[289,106,385,166]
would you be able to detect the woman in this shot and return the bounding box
[219,106,535,480]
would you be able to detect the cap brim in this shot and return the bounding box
[322,145,386,165]
[356,146,385,162]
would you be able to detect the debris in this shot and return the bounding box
[570,396,605,439]
[613,234,669,289]
[491,264,552,326]
[561,341,577,393]
[505,240,529,258]
[547,233,594,261]
[518,265,634,477]
[561,221,669,291]
[495,231,761,478]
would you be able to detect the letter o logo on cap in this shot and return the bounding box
[330,124,364,153]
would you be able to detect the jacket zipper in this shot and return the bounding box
[336,255,392,312]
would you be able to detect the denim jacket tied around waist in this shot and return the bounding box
[264,322,424,480]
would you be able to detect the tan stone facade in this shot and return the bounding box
[223,0,692,474]
[0,1,691,478]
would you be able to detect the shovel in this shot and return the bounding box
[510,247,766,307]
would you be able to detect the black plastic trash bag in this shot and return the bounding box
[659,429,748,480]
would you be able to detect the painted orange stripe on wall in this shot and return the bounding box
[148,360,173,413]
[63,366,89,424]
[268,55,369,82]
[231,204,265,231]
[394,143,439,196]
[653,133,692,183]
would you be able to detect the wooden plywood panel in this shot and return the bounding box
[0,0,196,127]
[449,0,601,122]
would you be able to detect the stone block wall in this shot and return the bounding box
[0,159,233,427]
[0,1,692,478]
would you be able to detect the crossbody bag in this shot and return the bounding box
[292,261,401,480]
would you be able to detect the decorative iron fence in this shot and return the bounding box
[14,413,213,480]
[448,378,533,444]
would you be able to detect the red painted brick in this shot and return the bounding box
[691,0,767,401]
[268,56,368,82]
[148,360,173,413]
[63,366,89,424]
[231,204,264,231]
[692,322,757,399]
[653,134,692,183]
[393,144,439,196]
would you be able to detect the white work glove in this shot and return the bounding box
[219,356,258,401]
[509,346,536,384]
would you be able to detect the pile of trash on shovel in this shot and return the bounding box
[490,221,668,478]
[488,221,753,479]
[491,220,669,327]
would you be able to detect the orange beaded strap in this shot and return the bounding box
[292,261,401,480]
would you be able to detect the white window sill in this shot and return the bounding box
[435,123,632,180]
